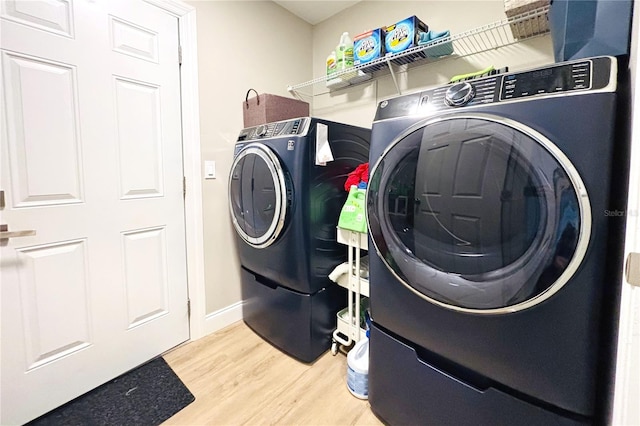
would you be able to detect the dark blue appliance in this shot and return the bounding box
[366,57,627,424]
[549,0,633,62]
[229,117,370,363]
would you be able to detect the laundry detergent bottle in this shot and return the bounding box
[326,50,337,77]
[346,329,369,399]
[336,32,354,71]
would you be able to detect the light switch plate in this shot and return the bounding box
[204,160,216,179]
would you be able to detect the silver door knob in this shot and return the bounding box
[0,224,36,243]
[626,252,640,287]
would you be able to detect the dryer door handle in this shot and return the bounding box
[625,252,640,287]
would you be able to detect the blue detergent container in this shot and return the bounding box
[549,0,633,62]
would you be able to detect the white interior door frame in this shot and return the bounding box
[143,0,206,340]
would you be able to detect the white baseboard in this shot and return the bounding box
[203,301,244,336]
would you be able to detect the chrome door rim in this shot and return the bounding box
[228,143,287,249]
[367,112,592,314]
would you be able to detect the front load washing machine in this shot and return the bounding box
[229,117,370,363]
[366,57,628,424]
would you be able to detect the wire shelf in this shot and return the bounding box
[287,6,550,94]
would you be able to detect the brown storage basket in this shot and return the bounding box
[504,0,550,39]
[242,89,309,127]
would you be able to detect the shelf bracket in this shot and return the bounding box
[287,85,303,101]
[386,58,401,95]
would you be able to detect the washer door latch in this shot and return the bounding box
[626,252,640,287]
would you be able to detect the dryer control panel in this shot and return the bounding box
[500,60,592,100]
[374,56,616,121]
[237,117,310,142]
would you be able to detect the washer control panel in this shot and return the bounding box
[500,60,591,100]
[374,56,614,121]
[237,118,308,141]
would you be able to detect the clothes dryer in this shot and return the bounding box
[366,57,628,424]
[230,117,370,362]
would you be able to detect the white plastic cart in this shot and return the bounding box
[329,227,369,355]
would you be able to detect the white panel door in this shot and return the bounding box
[0,1,189,424]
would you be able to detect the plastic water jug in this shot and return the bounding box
[346,331,369,399]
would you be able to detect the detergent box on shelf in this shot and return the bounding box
[385,15,429,62]
[353,28,386,70]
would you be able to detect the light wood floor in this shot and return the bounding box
[163,321,384,426]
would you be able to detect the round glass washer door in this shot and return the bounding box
[229,143,288,248]
[367,113,591,314]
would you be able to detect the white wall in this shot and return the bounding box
[187,0,312,320]
[306,1,554,127]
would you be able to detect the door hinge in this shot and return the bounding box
[178,45,182,65]
[183,176,186,198]
[187,299,191,317]
[626,252,640,287]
